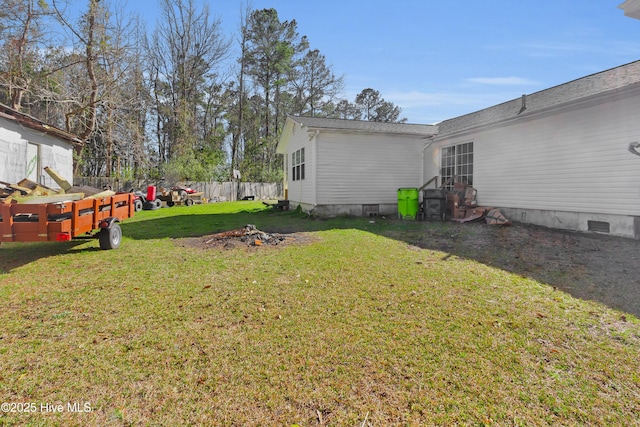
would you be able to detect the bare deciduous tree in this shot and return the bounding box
[48,0,145,174]
[0,0,54,111]
[146,0,230,175]
[0,2,407,182]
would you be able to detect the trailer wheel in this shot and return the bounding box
[185,198,194,206]
[99,223,122,250]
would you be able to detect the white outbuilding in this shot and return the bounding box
[0,104,79,188]
[277,117,438,217]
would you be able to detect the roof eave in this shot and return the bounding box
[619,0,640,19]
[0,104,83,146]
[305,127,437,138]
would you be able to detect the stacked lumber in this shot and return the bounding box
[0,167,115,205]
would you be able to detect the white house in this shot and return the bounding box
[278,60,640,239]
[0,104,79,188]
[425,60,640,239]
[277,117,438,217]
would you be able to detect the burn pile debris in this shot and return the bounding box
[203,224,287,247]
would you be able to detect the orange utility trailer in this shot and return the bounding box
[0,193,135,250]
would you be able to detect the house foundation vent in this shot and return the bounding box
[588,220,610,234]
[362,204,379,217]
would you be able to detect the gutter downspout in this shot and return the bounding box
[421,137,436,190]
[420,138,435,208]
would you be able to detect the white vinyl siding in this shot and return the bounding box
[316,132,422,205]
[447,89,640,216]
[283,123,315,206]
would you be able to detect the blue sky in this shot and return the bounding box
[123,0,640,124]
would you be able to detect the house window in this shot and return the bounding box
[441,142,473,188]
[292,147,305,181]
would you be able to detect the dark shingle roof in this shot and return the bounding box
[438,60,640,136]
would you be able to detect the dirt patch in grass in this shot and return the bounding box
[406,222,640,317]
[177,224,319,251]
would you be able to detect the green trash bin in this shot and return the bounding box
[398,188,419,219]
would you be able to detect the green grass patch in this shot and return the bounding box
[0,201,639,426]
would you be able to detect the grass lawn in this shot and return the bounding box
[1,201,639,426]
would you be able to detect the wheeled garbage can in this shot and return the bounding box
[398,188,419,220]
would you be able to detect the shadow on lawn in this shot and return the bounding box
[0,239,89,274]
[381,221,640,319]
[119,206,640,318]
[3,203,640,318]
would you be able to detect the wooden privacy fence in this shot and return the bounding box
[73,177,284,202]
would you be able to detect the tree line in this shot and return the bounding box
[0,0,406,182]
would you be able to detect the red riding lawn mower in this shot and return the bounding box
[118,186,161,211]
